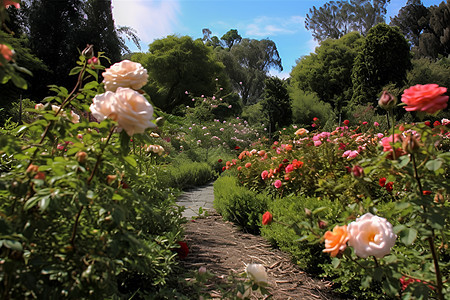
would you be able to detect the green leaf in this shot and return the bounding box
[39,196,51,211]
[2,239,23,251]
[120,130,130,154]
[400,228,417,245]
[312,206,327,215]
[331,257,340,268]
[10,72,28,90]
[69,66,83,76]
[124,156,137,167]
[425,159,442,172]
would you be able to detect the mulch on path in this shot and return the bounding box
[181,211,343,299]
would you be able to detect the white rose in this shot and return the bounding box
[347,213,396,259]
[102,60,148,92]
[245,263,268,286]
[70,111,80,123]
[90,91,117,122]
[90,87,156,136]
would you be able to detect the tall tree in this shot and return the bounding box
[220,29,242,49]
[216,38,282,104]
[261,77,292,134]
[351,23,411,105]
[81,0,122,63]
[28,0,85,86]
[390,0,429,47]
[132,35,228,113]
[416,1,450,58]
[290,32,364,112]
[305,0,390,42]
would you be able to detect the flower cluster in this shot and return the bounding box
[90,60,155,136]
[323,213,396,258]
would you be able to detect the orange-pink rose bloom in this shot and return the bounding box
[4,0,20,8]
[323,225,350,257]
[401,84,448,114]
[0,44,13,63]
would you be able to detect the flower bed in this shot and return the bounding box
[218,88,449,299]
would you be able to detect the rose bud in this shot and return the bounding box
[75,151,88,163]
[402,134,421,154]
[81,44,94,58]
[434,192,445,204]
[304,208,312,217]
[106,175,117,185]
[34,172,46,180]
[26,164,39,174]
[318,220,328,229]
[378,91,397,110]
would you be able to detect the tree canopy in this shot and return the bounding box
[132,35,228,113]
[305,0,390,42]
[216,37,283,105]
[290,32,364,112]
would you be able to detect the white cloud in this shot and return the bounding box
[306,38,319,54]
[245,15,305,37]
[112,0,181,49]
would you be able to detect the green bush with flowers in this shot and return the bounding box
[0,36,196,298]
[221,86,450,299]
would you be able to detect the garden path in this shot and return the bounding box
[176,183,343,299]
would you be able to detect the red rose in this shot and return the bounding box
[262,211,273,225]
[379,177,386,187]
[218,159,222,163]
[385,181,394,192]
[343,120,350,125]
[401,84,448,114]
[313,117,319,121]
[234,146,240,150]
[175,241,189,259]
[424,121,431,126]
[433,121,441,127]
[422,190,432,195]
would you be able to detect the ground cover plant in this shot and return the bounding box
[219,90,450,299]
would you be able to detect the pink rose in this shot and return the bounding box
[4,1,20,9]
[102,60,148,92]
[90,87,156,136]
[401,84,448,114]
[261,170,268,180]
[380,134,402,152]
[273,180,282,189]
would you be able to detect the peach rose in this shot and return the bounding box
[323,225,349,257]
[90,87,156,136]
[295,128,309,136]
[347,213,396,259]
[401,84,448,114]
[102,60,148,92]
[0,44,13,64]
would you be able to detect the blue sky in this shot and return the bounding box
[112,0,444,78]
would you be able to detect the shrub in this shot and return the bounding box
[214,175,268,233]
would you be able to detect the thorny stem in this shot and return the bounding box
[428,237,444,300]
[87,125,116,185]
[391,109,396,160]
[28,62,87,166]
[72,125,115,248]
[411,151,443,299]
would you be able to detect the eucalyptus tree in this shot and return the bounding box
[216,38,282,105]
[305,0,390,42]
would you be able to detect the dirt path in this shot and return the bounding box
[177,183,341,299]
